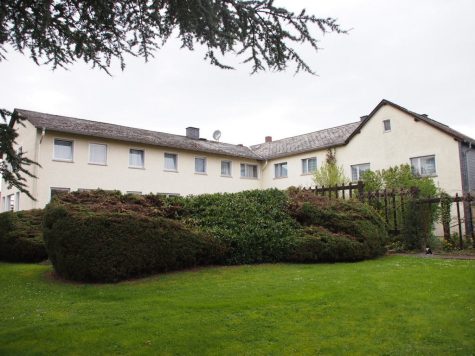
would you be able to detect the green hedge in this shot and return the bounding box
[179,189,298,264]
[0,209,47,263]
[43,205,226,282]
[288,189,388,259]
[43,189,388,282]
[287,226,369,263]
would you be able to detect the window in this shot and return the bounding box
[195,157,207,174]
[302,157,317,174]
[221,160,232,176]
[129,149,144,168]
[164,153,178,171]
[15,192,20,211]
[54,139,73,161]
[240,164,258,178]
[351,163,370,181]
[411,155,436,176]
[6,194,14,211]
[50,188,70,201]
[89,144,107,165]
[274,162,288,178]
[383,119,391,132]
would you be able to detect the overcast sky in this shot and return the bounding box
[1,0,474,145]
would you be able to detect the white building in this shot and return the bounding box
[2,99,474,233]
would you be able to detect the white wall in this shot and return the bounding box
[262,151,327,189]
[31,131,261,208]
[337,104,463,195]
[0,120,39,211]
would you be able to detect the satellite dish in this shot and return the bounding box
[213,130,222,141]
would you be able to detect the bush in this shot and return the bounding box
[43,204,226,282]
[287,226,367,263]
[0,209,47,262]
[44,189,388,283]
[287,189,387,258]
[179,189,298,264]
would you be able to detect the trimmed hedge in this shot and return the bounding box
[287,189,388,259]
[43,189,388,282]
[43,205,226,282]
[0,209,47,263]
[179,189,298,264]
[287,226,369,263]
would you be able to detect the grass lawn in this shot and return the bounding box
[0,256,474,355]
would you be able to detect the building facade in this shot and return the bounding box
[2,99,474,233]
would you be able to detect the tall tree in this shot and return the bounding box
[0,0,345,196]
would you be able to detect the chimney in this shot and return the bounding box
[265,136,272,143]
[186,127,200,139]
[360,115,368,122]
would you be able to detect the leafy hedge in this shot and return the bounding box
[43,189,388,282]
[43,205,226,282]
[178,189,298,264]
[287,227,367,263]
[0,209,47,263]
[287,189,388,259]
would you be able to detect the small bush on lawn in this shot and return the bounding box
[287,189,387,258]
[43,204,226,283]
[0,209,47,262]
[178,189,298,264]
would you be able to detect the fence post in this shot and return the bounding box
[357,180,364,202]
[383,189,389,226]
[456,193,463,249]
[392,189,398,232]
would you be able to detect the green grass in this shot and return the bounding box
[1,256,474,355]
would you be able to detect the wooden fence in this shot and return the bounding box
[307,181,474,246]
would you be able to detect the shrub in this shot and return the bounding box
[43,204,226,282]
[287,226,367,263]
[179,189,298,264]
[44,189,388,282]
[287,189,387,258]
[0,209,47,262]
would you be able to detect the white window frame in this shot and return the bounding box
[14,192,20,211]
[88,143,108,165]
[383,119,391,132]
[351,163,370,181]
[164,153,178,172]
[6,194,14,211]
[240,163,258,179]
[274,162,288,179]
[302,157,317,175]
[194,157,207,174]
[129,148,145,169]
[53,138,74,162]
[410,155,437,177]
[221,160,232,177]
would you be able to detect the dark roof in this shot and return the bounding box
[14,100,474,162]
[15,109,262,160]
[346,99,475,145]
[250,122,360,159]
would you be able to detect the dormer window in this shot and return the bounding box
[383,119,391,132]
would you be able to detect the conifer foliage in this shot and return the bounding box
[0,0,344,194]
